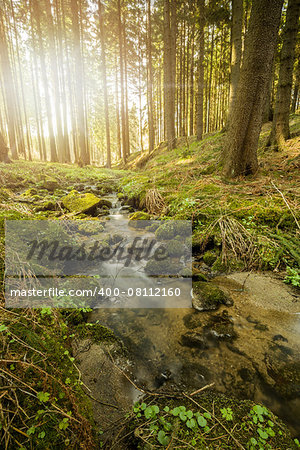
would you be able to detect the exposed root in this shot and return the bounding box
[145,188,166,215]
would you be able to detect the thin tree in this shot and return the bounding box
[228,0,243,117]
[70,0,89,165]
[267,0,300,150]
[147,0,155,153]
[196,0,205,141]
[223,0,284,178]
[0,6,18,159]
[98,0,111,168]
[32,0,58,162]
[164,0,176,150]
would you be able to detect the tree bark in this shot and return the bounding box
[292,59,300,113]
[164,0,176,150]
[147,0,155,153]
[268,0,300,150]
[196,0,205,141]
[223,0,284,178]
[98,0,111,168]
[228,0,243,116]
[70,0,89,165]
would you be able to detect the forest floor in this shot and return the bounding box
[0,114,299,448]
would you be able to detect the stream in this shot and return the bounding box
[86,195,300,437]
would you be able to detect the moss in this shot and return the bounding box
[144,258,181,275]
[202,250,218,266]
[61,190,102,214]
[155,221,189,240]
[41,177,59,191]
[21,187,38,197]
[126,392,296,449]
[34,200,56,212]
[76,323,117,343]
[128,211,150,227]
[192,281,233,311]
[0,187,13,200]
[165,239,185,257]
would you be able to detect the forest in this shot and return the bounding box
[0,0,300,449]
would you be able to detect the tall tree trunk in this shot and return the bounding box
[189,17,195,136]
[223,0,284,178]
[70,0,89,165]
[32,0,58,162]
[228,0,243,116]
[117,0,128,162]
[44,0,65,162]
[98,0,111,168]
[0,7,18,159]
[292,59,300,113]
[268,0,300,150]
[147,0,155,153]
[164,0,176,150]
[115,53,122,159]
[196,0,205,140]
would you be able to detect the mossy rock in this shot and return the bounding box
[192,281,233,311]
[181,331,208,349]
[61,190,102,214]
[144,258,181,276]
[204,311,237,341]
[155,221,190,240]
[98,198,113,209]
[34,200,57,212]
[21,187,38,197]
[41,177,59,191]
[128,211,150,228]
[0,187,13,201]
[202,250,218,266]
[165,239,186,257]
[117,192,125,199]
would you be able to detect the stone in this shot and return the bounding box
[181,331,208,349]
[192,281,233,311]
[61,190,102,214]
[41,177,59,191]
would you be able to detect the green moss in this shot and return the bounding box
[202,250,218,266]
[192,281,233,311]
[165,239,185,256]
[61,190,102,214]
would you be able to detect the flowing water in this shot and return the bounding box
[89,195,300,436]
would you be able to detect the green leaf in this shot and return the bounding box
[37,392,50,403]
[186,418,196,429]
[197,415,207,427]
[171,407,180,416]
[163,406,170,412]
[179,411,187,421]
[27,426,36,435]
[250,437,257,445]
[0,325,8,332]
[186,410,193,419]
[257,428,268,440]
[203,412,212,419]
[38,431,46,439]
[157,430,169,446]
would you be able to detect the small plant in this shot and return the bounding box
[284,266,300,287]
[220,407,233,421]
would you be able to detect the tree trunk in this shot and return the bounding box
[0,129,11,162]
[223,0,284,178]
[70,0,89,165]
[32,0,58,162]
[228,0,243,116]
[117,0,128,162]
[164,0,176,150]
[268,0,300,150]
[98,0,111,168]
[147,0,155,153]
[196,0,205,140]
[0,7,18,159]
[292,59,300,113]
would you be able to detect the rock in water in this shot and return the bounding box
[192,281,233,311]
[61,190,103,214]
